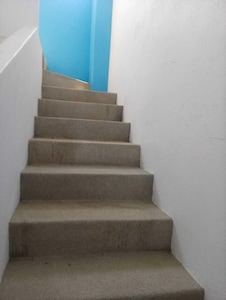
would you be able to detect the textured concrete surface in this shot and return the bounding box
[42,70,90,90]
[0,75,204,299]
[42,86,117,104]
[28,138,140,166]
[35,116,130,142]
[10,201,172,257]
[0,252,204,300]
[20,165,153,201]
[38,99,123,121]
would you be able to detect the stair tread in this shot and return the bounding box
[11,201,171,224]
[0,251,203,300]
[30,137,136,146]
[22,165,151,176]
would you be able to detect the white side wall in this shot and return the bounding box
[0,27,42,282]
[109,1,226,300]
[0,0,39,36]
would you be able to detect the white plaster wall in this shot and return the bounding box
[0,28,42,282]
[0,0,39,36]
[109,1,226,299]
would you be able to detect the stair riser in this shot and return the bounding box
[38,99,123,121]
[28,140,140,167]
[21,174,153,201]
[35,117,130,142]
[42,86,117,104]
[10,220,172,257]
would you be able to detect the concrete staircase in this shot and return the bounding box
[0,73,204,299]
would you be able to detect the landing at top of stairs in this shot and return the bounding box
[42,70,90,90]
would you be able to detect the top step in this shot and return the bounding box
[42,86,117,105]
[42,70,90,90]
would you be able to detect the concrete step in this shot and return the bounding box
[42,86,117,104]
[42,70,90,90]
[10,201,172,257]
[0,251,204,300]
[38,99,123,121]
[20,165,153,201]
[28,138,140,167]
[35,116,130,142]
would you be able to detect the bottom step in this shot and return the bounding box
[0,252,204,300]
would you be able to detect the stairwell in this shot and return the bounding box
[0,71,204,300]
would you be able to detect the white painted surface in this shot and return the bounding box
[0,27,42,282]
[109,1,226,299]
[0,36,6,44]
[0,0,39,36]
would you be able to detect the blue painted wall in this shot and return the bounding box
[39,0,112,91]
[89,0,113,91]
[39,0,92,82]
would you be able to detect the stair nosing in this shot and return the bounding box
[29,137,138,146]
[21,165,152,176]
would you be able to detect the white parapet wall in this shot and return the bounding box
[109,1,226,300]
[0,27,42,282]
[0,0,39,37]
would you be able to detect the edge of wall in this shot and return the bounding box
[0,27,42,282]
